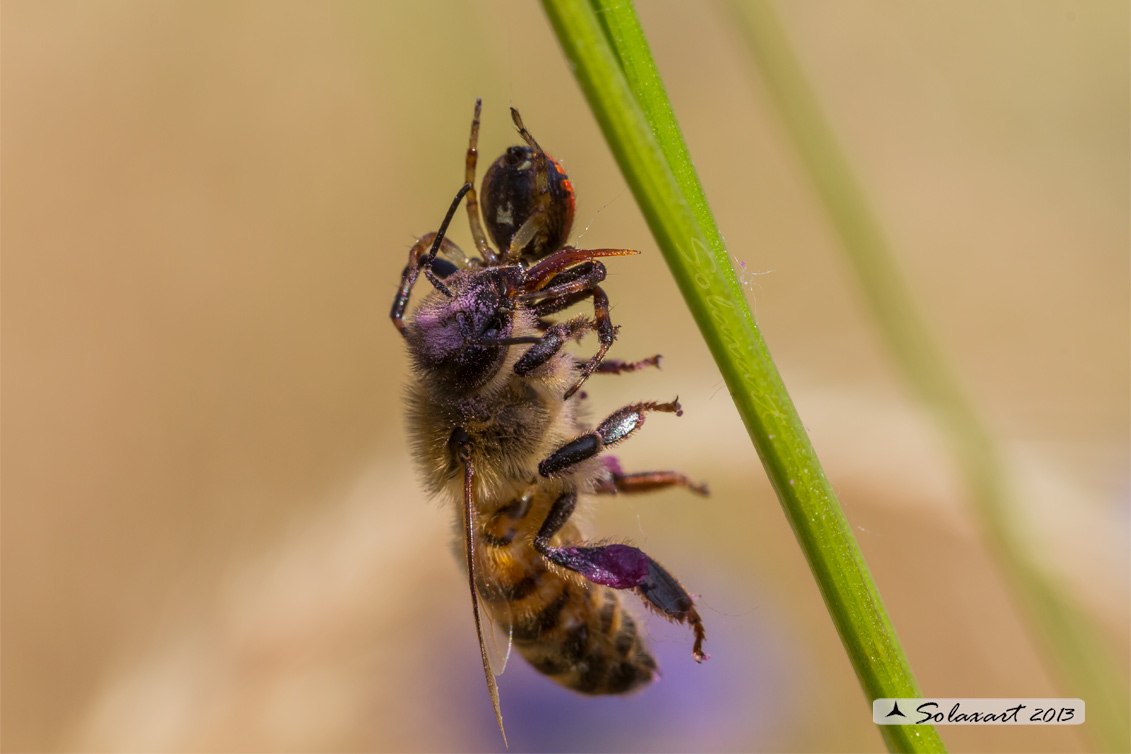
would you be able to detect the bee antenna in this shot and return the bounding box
[424,182,473,297]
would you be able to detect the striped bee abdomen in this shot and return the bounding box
[504,570,658,695]
[476,495,659,695]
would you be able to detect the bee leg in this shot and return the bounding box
[538,399,683,477]
[534,490,708,663]
[514,316,594,377]
[593,455,709,496]
[593,355,662,375]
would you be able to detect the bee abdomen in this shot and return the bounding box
[512,580,657,695]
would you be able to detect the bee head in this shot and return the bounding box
[406,270,520,393]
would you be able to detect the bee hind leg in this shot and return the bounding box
[534,490,708,663]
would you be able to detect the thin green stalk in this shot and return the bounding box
[541,1,945,751]
[726,2,1129,751]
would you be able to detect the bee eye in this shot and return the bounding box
[480,313,508,340]
[429,258,459,279]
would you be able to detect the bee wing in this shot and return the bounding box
[472,529,514,676]
[461,455,508,747]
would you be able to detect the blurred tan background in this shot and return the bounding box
[2,2,1127,752]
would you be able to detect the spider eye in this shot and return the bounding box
[504,146,525,167]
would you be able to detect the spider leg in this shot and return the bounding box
[523,261,605,312]
[503,107,553,261]
[464,98,495,263]
[390,184,472,332]
[521,283,619,399]
[518,252,644,397]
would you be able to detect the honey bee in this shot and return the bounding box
[391,100,708,744]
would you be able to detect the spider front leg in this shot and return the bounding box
[528,283,616,399]
[517,247,641,396]
[504,107,554,259]
[533,489,708,663]
[513,262,608,381]
[463,98,496,263]
[390,184,473,333]
[565,285,616,399]
[532,275,663,380]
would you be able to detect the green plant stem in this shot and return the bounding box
[726,2,1129,751]
[541,1,946,751]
